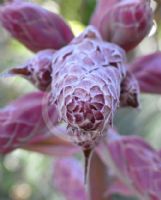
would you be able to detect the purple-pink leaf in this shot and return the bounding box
[53,158,87,200]
[22,132,79,157]
[9,49,55,91]
[97,128,161,200]
[129,52,161,94]
[158,150,161,159]
[0,91,59,154]
[106,180,134,197]
[21,132,80,157]
[91,0,153,51]
[0,1,74,52]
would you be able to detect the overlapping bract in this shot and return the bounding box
[51,26,126,149]
[53,158,87,200]
[129,51,161,94]
[91,0,153,51]
[10,49,55,91]
[0,1,74,52]
[0,92,58,153]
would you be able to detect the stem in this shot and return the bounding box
[83,148,92,184]
[87,150,111,200]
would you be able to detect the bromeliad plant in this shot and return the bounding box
[0,0,161,199]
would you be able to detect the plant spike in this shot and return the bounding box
[50,26,128,180]
[51,26,126,150]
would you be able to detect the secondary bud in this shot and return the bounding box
[91,0,153,51]
[0,1,74,52]
[120,71,140,108]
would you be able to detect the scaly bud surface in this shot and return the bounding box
[51,26,126,149]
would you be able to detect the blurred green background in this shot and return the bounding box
[0,0,161,200]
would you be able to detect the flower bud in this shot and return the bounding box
[0,1,74,52]
[0,92,58,154]
[51,26,126,149]
[10,49,55,91]
[91,0,153,51]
